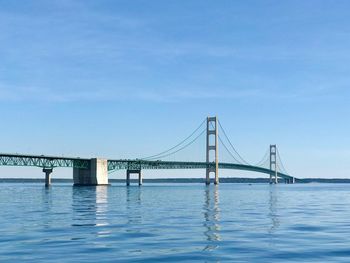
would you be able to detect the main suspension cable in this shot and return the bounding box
[208,121,243,164]
[276,148,289,175]
[255,148,270,167]
[145,129,206,160]
[217,120,250,165]
[218,135,243,164]
[141,119,206,160]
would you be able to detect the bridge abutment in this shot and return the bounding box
[73,158,108,186]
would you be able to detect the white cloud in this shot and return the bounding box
[0,82,271,103]
[0,82,343,103]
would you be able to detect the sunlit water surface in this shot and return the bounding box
[1,183,350,262]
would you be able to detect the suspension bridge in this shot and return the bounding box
[0,116,296,186]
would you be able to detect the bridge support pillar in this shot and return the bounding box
[139,171,143,185]
[43,168,53,187]
[285,178,295,184]
[270,145,278,184]
[206,116,219,185]
[126,170,130,186]
[73,158,108,186]
[126,170,142,186]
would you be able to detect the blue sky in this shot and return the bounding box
[1,0,350,178]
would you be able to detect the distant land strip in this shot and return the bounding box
[1,178,350,183]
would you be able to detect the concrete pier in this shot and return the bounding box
[73,158,108,186]
[43,168,53,187]
[126,170,142,186]
[126,170,130,186]
[138,171,143,185]
[284,178,295,184]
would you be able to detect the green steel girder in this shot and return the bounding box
[0,154,89,169]
[0,154,293,180]
[218,163,292,180]
[107,160,293,180]
[107,160,213,171]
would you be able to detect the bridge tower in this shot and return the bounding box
[270,145,278,184]
[206,116,219,185]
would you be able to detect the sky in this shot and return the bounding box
[1,0,350,179]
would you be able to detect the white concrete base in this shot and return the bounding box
[73,158,108,186]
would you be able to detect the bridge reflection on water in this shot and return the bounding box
[67,184,282,255]
[203,186,221,251]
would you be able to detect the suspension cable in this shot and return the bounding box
[255,148,270,167]
[141,119,206,160]
[218,135,243,164]
[276,148,289,175]
[276,164,283,174]
[146,129,206,160]
[217,120,250,165]
[208,121,242,164]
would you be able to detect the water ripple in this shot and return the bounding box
[1,183,350,262]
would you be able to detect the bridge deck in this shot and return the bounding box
[0,153,293,180]
[108,160,293,179]
[0,153,90,169]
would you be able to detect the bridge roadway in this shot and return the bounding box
[0,153,293,180]
[108,160,293,180]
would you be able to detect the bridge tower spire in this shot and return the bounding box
[270,145,278,184]
[206,116,219,185]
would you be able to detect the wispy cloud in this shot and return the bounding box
[1,1,350,105]
[1,81,348,103]
[0,83,265,103]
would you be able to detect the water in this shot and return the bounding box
[1,183,350,262]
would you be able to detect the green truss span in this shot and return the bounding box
[0,154,90,169]
[0,154,293,180]
[107,160,293,180]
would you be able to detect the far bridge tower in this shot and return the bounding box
[206,116,219,185]
[270,144,278,184]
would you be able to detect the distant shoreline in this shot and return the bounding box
[1,178,350,183]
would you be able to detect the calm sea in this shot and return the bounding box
[1,182,350,262]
